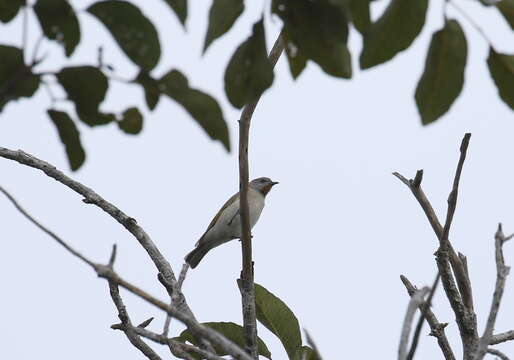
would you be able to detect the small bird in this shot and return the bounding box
[185,177,278,268]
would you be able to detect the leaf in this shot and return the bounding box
[497,0,514,29]
[56,66,113,126]
[159,70,230,150]
[0,0,25,23]
[415,19,467,125]
[203,0,244,53]
[283,31,307,79]
[273,0,352,78]
[487,48,514,110]
[294,346,321,360]
[254,282,302,360]
[34,0,80,57]
[348,0,370,34]
[0,45,40,112]
[224,19,274,108]
[87,0,160,71]
[162,0,187,26]
[177,322,271,359]
[47,110,85,171]
[360,0,428,69]
[135,71,160,110]
[118,107,143,134]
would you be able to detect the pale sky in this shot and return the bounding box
[1,1,514,359]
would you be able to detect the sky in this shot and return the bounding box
[1,0,514,359]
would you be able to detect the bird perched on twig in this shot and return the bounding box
[185,177,278,268]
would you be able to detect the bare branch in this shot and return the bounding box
[399,286,430,360]
[486,348,510,360]
[407,272,441,360]
[400,275,456,360]
[490,331,514,345]
[238,30,284,358]
[475,224,511,360]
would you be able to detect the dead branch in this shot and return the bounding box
[399,286,430,360]
[486,348,510,360]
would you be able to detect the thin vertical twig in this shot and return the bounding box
[238,30,284,358]
[399,287,430,360]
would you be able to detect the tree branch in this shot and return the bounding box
[474,224,512,360]
[238,30,284,358]
[399,286,430,360]
[490,331,514,345]
[486,348,510,360]
[400,275,456,360]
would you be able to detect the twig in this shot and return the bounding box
[406,272,441,360]
[400,275,456,360]
[490,331,514,345]
[238,30,284,358]
[448,0,493,46]
[486,348,510,360]
[399,286,430,360]
[475,224,512,360]
[22,5,29,63]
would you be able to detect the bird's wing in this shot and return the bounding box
[196,192,239,245]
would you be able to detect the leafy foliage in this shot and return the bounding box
[0,0,25,23]
[360,0,428,69]
[162,0,187,26]
[487,48,514,110]
[273,0,351,78]
[136,71,161,110]
[88,0,161,71]
[34,0,80,57]
[224,19,274,109]
[347,0,371,35]
[497,0,514,29]
[47,109,85,171]
[204,0,244,53]
[0,45,39,112]
[415,19,467,125]
[175,321,271,359]
[159,70,230,150]
[118,107,143,134]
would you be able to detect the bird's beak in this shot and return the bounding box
[271,181,279,186]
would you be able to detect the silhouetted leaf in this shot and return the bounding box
[0,0,25,23]
[162,0,187,26]
[176,322,271,359]
[497,0,514,29]
[283,31,307,79]
[487,48,514,110]
[0,45,39,112]
[118,107,143,134]
[203,0,244,53]
[88,1,160,71]
[224,19,274,108]
[34,0,80,57]
[360,0,428,69]
[294,346,318,360]
[415,19,467,125]
[159,70,230,150]
[57,66,113,126]
[136,71,160,110]
[47,109,85,171]
[348,0,370,34]
[254,282,302,360]
[273,0,351,78]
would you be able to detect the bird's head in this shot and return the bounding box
[249,177,279,196]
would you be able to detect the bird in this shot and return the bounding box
[185,177,278,268]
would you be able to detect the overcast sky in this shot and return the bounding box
[1,1,514,359]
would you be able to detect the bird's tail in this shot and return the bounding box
[185,243,211,269]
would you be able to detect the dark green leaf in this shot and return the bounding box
[294,346,321,360]
[273,0,352,78]
[497,0,514,29]
[0,45,39,112]
[487,48,514,110]
[57,66,113,126]
[203,0,244,53]
[162,0,187,26]
[224,19,274,108]
[254,282,302,360]
[88,1,160,71]
[283,30,307,79]
[47,109,85,171]
[34,0,80,57]
[0,0,25,23]
[348,0,370,34]
[177,322,271,359]
[136,71,160,110]
[415,19,467,125]
[118,107,143,134]
[159,70,230,150]
[360,0,428,69]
